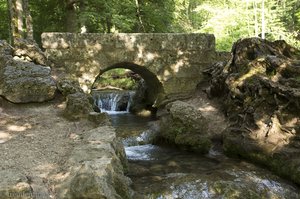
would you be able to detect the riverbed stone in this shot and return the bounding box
[64,92,94,120]
[159,100,211,153]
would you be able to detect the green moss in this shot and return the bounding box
[161,119,211,154]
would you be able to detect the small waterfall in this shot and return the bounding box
[92,90,135,114]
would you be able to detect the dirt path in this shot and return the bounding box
[0,96,96,198]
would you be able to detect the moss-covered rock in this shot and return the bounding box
[159,100,211,153]
[206,37,300,185]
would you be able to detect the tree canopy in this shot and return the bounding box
[0,0,299,51]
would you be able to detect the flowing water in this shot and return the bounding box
[94,91,300,199]
[92,90,135,114]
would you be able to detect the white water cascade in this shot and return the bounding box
[93,90,135,114]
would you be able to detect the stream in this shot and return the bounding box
[93,90,300,199]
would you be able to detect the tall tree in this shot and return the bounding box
[261,0,265,39]
[65,0,79,32]
[7,0,33,44]
[23,0,33,39]
[135,0,145,32]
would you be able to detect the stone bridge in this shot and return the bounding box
[42,33,223,106]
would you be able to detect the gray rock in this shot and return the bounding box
[57,77,83,96]
[88,112,111,125]
[0,58,56,103]
[57,126,132,199]
[64,92,94,120]
[0,40,13,56]
[13,38,48,66]
[0,40,56,103]
[159,100,211,153]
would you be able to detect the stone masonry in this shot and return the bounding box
[42,33,221,106]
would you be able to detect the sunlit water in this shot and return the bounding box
[109,113,300,199]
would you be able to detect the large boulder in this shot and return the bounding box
[56,126,132,199]
[159,100,211,153]
[205,37,300,185]
[57,77,84,96]
[0,58,56,103]
[13,38,48,66]
[64,92,94,120]
[0,40,13,56]
[57,77,100,121]
[0,40,56,103]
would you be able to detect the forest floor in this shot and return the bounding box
[0,95,97,198]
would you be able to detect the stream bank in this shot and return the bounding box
[108,109,300,198]
[98,89,300,198]
[205,38,300,186]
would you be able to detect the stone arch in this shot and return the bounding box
[42,33,219,106]
[92,62,164,108]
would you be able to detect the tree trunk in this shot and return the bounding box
[16,0,24,38]
[79,0,87,33]
[7,0,20,44]
[106,16,112,33]
[23,0,33,40]
[7,0,15,44]
[7,0,34,44]
[254,0,259,37]
[261,0,265,39]
[65,0,78,32]
[135,0,145,32]
[246,0,250,36]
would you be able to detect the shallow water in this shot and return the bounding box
[109,113,300,199]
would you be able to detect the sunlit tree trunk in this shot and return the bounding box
[246,0,250,36]
[261,0,265,39]
[7,0,16,44]
[7,0,34,44]
[16,0,24,38]
[254,0,259,37]
[135,0,145,32]
[23,0,33,40]
[8,0,20,42]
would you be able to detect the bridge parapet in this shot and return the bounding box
[42,33,219,106]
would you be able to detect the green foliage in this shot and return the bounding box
[1,0,300,50]
[94,69,139,90]
[0,2,9,41]
[29,0,66,44]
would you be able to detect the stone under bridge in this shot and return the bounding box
[42,33,223,106]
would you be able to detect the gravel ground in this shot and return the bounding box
[0,96,96,198]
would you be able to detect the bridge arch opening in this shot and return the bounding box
[91,62,164,113]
